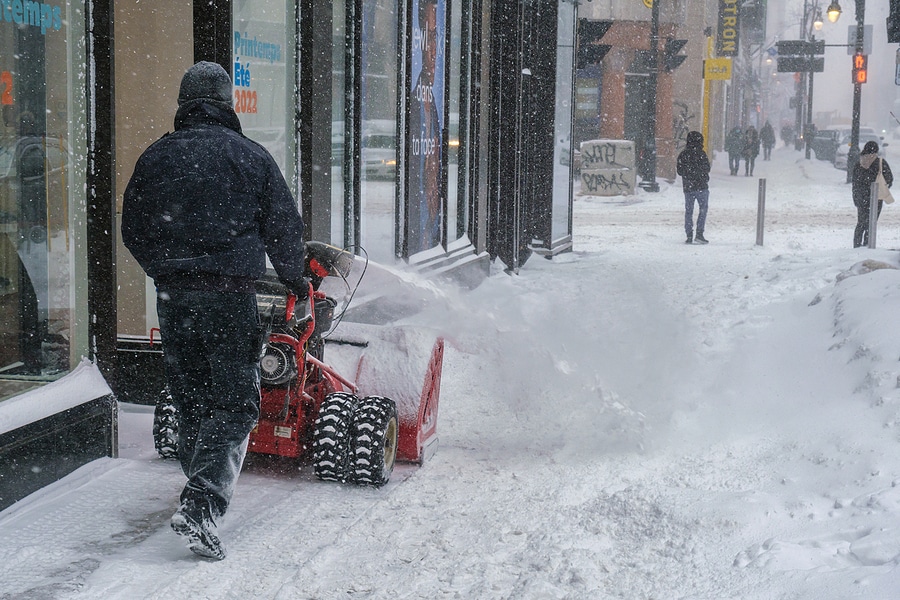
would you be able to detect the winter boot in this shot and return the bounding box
[171,502,226,560]
[685,235,693,244]
[695,233,708,244]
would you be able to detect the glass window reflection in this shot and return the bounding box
[0,16,74,377]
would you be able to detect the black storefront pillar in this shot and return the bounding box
[194,0,233,72]
[86,0,117,382]
[487,0,558,272]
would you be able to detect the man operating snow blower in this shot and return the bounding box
[122,61,308,560]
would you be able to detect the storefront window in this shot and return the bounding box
[114,2,192,339]
[0,2,83,379]
[331,1,346,246]
[359,0,399,264]
[233,0,295,185]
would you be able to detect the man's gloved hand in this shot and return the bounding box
[283,277,311,301]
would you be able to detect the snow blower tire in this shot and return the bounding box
[153,388,179,460]
[350,396,398,487]
[312,392,359,482]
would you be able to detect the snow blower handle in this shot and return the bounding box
[284,281,317,323]
[285,294,296,322]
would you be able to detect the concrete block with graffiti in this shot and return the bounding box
[578,139,636,196]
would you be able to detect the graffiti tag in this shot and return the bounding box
[581,171,634,195]
[581,142,634,169]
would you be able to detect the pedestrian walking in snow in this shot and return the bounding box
[852,140,893,248]
[676,131,711,244]
[725,126,743,176]
[760,121,775,161]
[742,125,760,176]
[122,61,308,560]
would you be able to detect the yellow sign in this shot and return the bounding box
[704,57,732,80]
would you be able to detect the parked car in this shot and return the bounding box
[811,127,880,162]
[361,132,397,180]
[833,132,887,170]
[810,128,843,162]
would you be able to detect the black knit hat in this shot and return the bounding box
[686,131,704,146]
[177,61,232,105]
[862,140,879,155]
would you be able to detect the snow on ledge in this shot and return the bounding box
[0,359,114,436]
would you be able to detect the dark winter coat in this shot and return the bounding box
[725,128,744,155]
[676,133,711,193]
[760,123,775,147]
[122,99,307,293]
[742,127,760,159]
[852,153,893,207]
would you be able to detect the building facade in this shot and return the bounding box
[574,0,729,179]
[0,0,578,509]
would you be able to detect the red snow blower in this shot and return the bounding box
[152,241,444,486]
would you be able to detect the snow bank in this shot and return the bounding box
[0,359,113,435]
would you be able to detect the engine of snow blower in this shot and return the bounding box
[152,240,444,487]
[249,241,356,459]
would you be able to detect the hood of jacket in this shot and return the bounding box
[686,131,704,147]
[174,98,242,134]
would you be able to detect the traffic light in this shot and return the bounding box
[853,52,868,84]
[889,0,900,43]
[664,39,688,72]
[577,20,613,69]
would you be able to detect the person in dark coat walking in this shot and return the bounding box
[760,121,775,160]
[742,125,760,176]
[852,140,893,248]
[725,126,743,175]
[676,130,711,244]
[122,62,308,560]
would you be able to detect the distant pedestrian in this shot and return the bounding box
[780,124,794,146]
[725,126,743,176]
[852,141,893,248]
[760,121,775,160]
[676,131,711,245]
[742,125,760,176]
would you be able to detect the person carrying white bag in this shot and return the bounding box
[852,141,893,248]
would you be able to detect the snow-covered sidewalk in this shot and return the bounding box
[5,145,900,598]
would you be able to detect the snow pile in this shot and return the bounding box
[0,358,112,435]
[6,146,900,597]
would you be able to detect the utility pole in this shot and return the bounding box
[796,0,810,151]
[640,0,660,192]
[847,0,865,183]
[806,36,816,159]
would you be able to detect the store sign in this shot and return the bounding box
[895,48,900,86]
[1,0,62,35]
[716,0,740,57]
[703,58,732,80]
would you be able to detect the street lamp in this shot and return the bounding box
[814,9,824,30]
[799,0,840,159]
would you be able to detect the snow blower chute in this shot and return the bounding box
[152,241,443,486]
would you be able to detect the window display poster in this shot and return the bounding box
[407,0,445,256]
[233,0,289,173]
